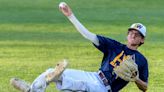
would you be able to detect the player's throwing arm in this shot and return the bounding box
[59,2,100,46]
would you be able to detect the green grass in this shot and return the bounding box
[0,0,164,92]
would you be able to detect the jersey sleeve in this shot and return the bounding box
[93,35,123,53]
[139,58,149,83]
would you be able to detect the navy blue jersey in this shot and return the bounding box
[94,35,148,92]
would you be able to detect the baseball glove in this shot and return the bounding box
[113,56,139,82]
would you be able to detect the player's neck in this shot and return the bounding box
[127,44,138,50]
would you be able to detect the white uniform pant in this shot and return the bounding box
[30,69,108,92]
[55,69,108,92]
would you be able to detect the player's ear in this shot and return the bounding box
[141,37,145,43]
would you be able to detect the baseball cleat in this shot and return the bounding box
[10,78,30,92]
[46,59,68,82]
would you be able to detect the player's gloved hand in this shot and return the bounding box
[114,56,139,82]
[59,2,73,17]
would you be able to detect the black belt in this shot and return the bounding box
[98,71,112,92]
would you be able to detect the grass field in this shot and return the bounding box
[0,0,164,92]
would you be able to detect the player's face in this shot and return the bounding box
[127,30,144,46]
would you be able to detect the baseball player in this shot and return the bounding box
[10,2,148,92]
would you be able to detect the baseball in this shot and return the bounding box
[59,2,67,8]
